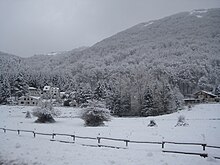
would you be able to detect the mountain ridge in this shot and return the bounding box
[0,9,220,112]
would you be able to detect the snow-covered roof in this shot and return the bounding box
[28,87,37,90]
[43,86,51,91]
[194,90,217,97]
[41,99,56,103]
[18,96,40,100]
[183,98,197,101]
[29,96,41,100]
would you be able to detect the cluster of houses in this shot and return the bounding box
[18,86,61,106]
[16,87,219,107]
[184,90,219,105]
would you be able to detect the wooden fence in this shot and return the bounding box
[0,127,220,159]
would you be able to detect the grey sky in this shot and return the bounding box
[0,0,220,57]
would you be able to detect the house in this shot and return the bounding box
[18,96,40,106]
[28,87,41,96]
[193,90,217,102]
[42,86,60,99]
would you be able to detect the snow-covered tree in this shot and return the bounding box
[214,85,220,96]
[81,101,111,126]
[25,111,32,118]
[141,88,155,116]
[93,82,106,100]
[148,120,157,127]
[0,75,11,104]
[32,100,61,123]
[175,115,189,126]
[11,73,28,99]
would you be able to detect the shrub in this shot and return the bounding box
[25,111,31,118]
[148,119,157,127]
[81,106,111,126]
[32,101,61,123]
[175,115,189,126]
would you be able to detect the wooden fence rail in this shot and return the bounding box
[162,141,207,151]
[162,150,208,158]
[1,127,220,159]
[207,145,220,149]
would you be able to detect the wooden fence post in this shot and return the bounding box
[3,128,6,133]
[202,144,206,151]
[33,132,36,138]
[97,137,101,145]
[125,140,129,147]
[72,135,75,141]
[52,133,55,139]
[162,142,165,149]
[17,130,20,135]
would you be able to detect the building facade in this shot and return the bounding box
[28,87,41,96]
[194,90,217,102]
[42,86,60,99]
[18,96,40,106]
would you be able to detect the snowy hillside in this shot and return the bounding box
[0,104,220,165]
[1,8,220,116]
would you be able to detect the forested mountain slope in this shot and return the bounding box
[1,8,220,116]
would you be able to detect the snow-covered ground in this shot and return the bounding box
[0,104,220,165]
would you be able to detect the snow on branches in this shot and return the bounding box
[81,101,111,126]
[32,100,61,123]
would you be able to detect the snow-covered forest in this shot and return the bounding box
[0,9,220,116]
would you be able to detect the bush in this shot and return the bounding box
[32,100,61,123]
[81,106,111,126]
[175,115,189,126]
[25,111,31,118]
[148,119,157,127]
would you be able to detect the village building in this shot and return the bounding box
[42,86,60,99]
[18,96,40,106]
[193,90,217,102]
[184,90,218,105]
[28,87,41,96]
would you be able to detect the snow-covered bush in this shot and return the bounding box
[32,101,61,123]
[25,111,31,118]
[81,102,111,126]
[188,104,192,110]
[175,115,189,126]
[147,120,157,127]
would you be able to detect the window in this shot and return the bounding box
[20,102,24,104]
[31,98,33,100]
[33,102,35,104]
[27,102,29,104]
[24,98,26,100]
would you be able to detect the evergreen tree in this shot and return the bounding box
[141,88,155,116]
[93,82,106,100]
[0,75,11,104]
[215,85,220,96]
[11,73,28,98]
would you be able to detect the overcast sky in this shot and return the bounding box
[0,0,220,57]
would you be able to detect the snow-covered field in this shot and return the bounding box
[0,104,220,165]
